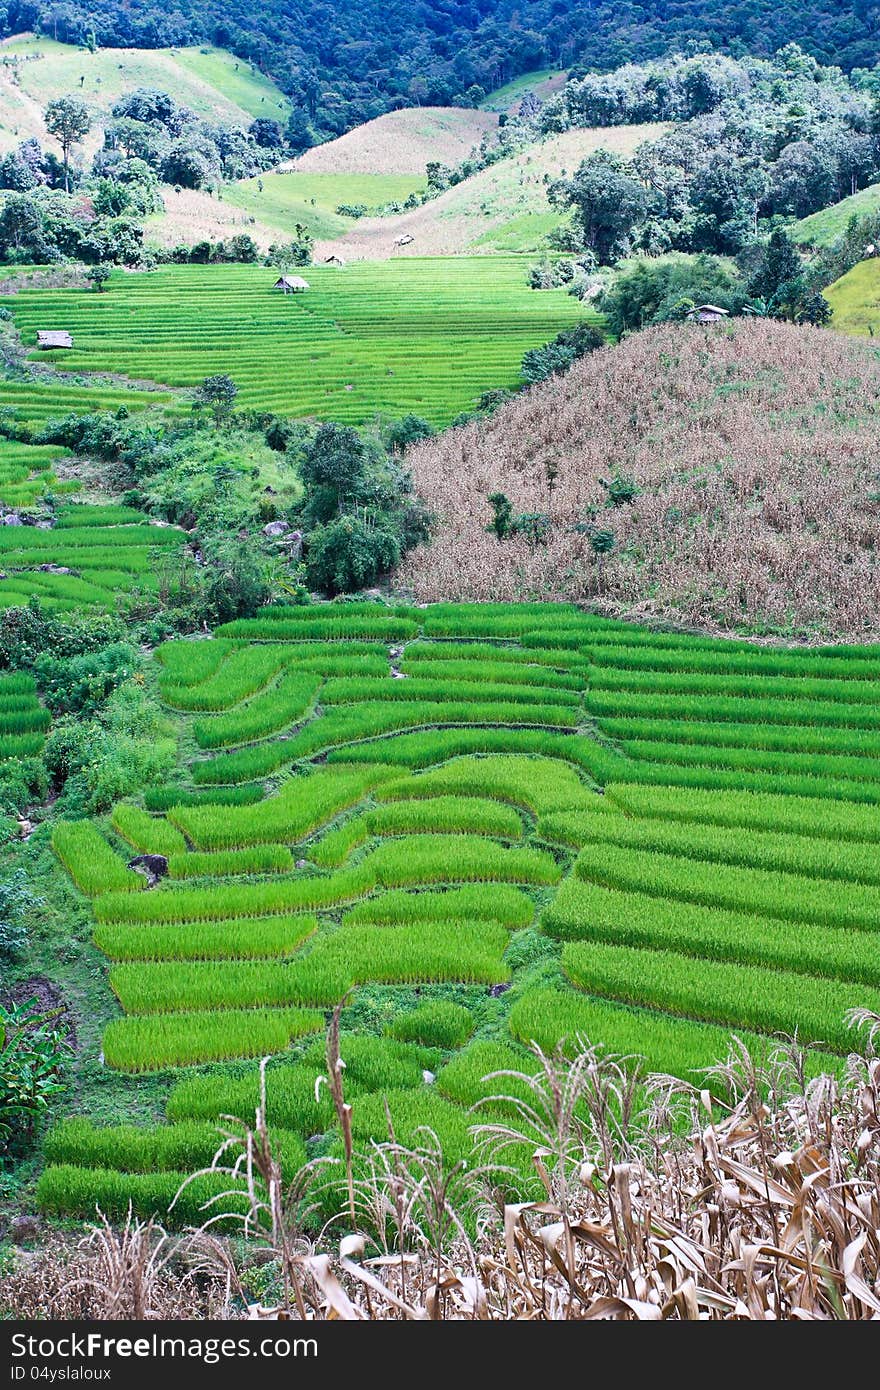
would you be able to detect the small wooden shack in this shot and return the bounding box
[686,304,730,324]
[36,331,73,349]
[273,275,310,294]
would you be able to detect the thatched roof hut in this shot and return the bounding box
[686,304,730,324]
[273,275,310,293]
[36,331,73,349]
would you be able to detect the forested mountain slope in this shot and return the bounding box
[2,0,877,136]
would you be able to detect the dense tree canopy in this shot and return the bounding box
[3,0,880,138]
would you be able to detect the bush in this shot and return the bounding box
[1,997,71,1156]
[521,322,604,383]
[0,870,42,960]
[305,516,402,595]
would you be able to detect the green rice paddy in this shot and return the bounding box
[4,259,594,425]
[38,601,880,1224]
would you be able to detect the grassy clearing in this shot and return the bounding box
[826,256,880,337]
[793,184,880,246]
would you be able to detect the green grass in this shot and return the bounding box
[508,989,842,1085]
[102,1005,324,1071]
[309,795,523,867]
[561,940,876,1054]
[52,821,141,897]
[171,763,401,848]
[825,257,880,337]
[549,807,880,885]
[35,1165,254,1228]
[5,259,593,427]
[480,68,567,113]
[111,920,512,1015]
[166,844,294,878]
[41,609,880,1153]
[191,672,321,747]
[1,37,290,134]
[606,782,880,842]
[389,1000,474,1049]
[574,840,880,934]
[167,1035,434,1127]
[792,184,880,247]
[224,171,427,240]
[543,876,880,987]
[160,645,290,711]
[95,914,318,961]
[43,1117,305,1176]
[376,754,604,815]
[110,804,187,857]
[342,884,534,928]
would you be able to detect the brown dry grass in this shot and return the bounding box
[397,319,880,641]
[316,124,664,261]
[289,107,498,176]
[145,187,280,251]
[5,1026,879,1320]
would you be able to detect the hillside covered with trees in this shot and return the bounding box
[3,0,880,137]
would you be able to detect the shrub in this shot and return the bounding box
[305,515,402,595]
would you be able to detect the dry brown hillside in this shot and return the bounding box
[316,124,664,260]
[397,320,880,640]
[289,107,498,175]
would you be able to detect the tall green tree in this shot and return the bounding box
[44,96,92,194]
[551,151,650,265]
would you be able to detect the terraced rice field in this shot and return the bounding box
[0,460,186,610]
[0,377,181,429]
[0,439,67,507]
[0,670,49,773]
[5,260,593,425]
[39,601,880,1224]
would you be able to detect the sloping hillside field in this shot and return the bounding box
[39,601,880,1223]
[5,259,590,425]
[0,36,290,154]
